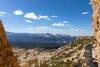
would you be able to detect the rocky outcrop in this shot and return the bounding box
[83,44,94,67]
[91,0,100,67]
[0,20,20,67]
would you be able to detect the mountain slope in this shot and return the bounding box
[15,36,97,67]
[36,36,96,67]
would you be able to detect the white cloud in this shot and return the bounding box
[81,11,88,15]
[21,26,67,34]
[51,16,58,18]
[70,28,79,31]
[0,11,6,16]
[24,12,38,20]
[75,29,79,31]
[22,26,34,31]
[52,23,65,26]
[47,18,51,21]
[66,24,73,27]
[89,2,92,5]
[52,21,71,27]
[24,12,59,21]
[39,16,48,19]
[63,21,69,24]
[37,26,53,30]
[70,28,74,30]
[36,26,67,34]
[14,10,23,15]
[25,20,32,23]
[39,16,51,21]
[63,21,73,27]
[24,13,49,20]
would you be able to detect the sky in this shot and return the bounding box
[0,0,93,36]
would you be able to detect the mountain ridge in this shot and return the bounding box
[6,32,77,49]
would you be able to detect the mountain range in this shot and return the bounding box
[6,32,77,49]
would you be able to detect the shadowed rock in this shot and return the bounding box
[84,44,94,67]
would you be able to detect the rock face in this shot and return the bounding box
[91,0,100,67]
[0,20,20,67]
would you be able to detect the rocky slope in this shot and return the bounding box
[0,20,20,67]
[13,36,97,67]
[40,36,97,67]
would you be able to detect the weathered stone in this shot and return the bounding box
[0,20,20,67]
[91,0,100,67]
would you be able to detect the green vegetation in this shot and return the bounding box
[34,59,73,67]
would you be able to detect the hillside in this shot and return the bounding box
[13,36,97,67]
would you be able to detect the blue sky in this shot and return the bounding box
[0,0,93,36]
